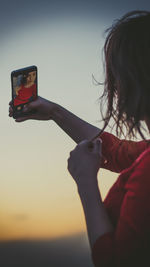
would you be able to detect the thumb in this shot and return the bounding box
[23,101,37,112]
[93,138,102,152]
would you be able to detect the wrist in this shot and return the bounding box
[78,180,103,209]
[50,102,62,121]
[48,101,59,120]
[77,177,99,196]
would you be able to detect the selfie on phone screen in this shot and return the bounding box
[12,67,37,107]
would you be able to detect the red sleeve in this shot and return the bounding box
[99,132,149,172]
[92,150,150,267]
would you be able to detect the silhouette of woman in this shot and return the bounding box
[9,10,150,267]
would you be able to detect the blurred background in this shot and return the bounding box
[0,0,150,266]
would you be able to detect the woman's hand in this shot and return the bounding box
[67,139,102,187]
[9,96,56,122]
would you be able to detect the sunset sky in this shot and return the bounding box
[0,0,150,243]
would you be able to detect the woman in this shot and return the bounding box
[9,10,150,266]
[13,70,37,106]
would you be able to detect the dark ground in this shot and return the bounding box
[0,232,93,267]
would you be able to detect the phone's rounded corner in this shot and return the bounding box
[33,65,37,69]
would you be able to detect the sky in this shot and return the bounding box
[0,0,150,266]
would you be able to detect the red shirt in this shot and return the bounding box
[14,84,36,106]
[92,132,150,267]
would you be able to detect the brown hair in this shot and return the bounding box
[99,10,150,139]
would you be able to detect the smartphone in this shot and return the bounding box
[11,65,38,118]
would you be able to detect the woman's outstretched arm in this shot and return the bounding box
[9,96,101,144]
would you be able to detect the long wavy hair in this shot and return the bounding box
[99,10,150,139]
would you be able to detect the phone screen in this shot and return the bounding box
[11,65,37,118]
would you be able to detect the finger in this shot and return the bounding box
[67,156,71,166]
[9,112,13,117]
[9,110,13,116]
[22,98,39,113]
[76,140,94,151]
[78,140,89,146]
[87,141,94,150]
[22,103,33,113]
[81,139,101,152]
[15,117,30,122]
[86,139,101,154]
[93,139,102,152]
[9,106,13,112]
[9,108,13,117]
[95,138,102,145]
[98,137,102,143]
[76,139,100,153]
[75,140,93,153]
[69,150,74,157]
[67,157,72,173]
[15,115,34,122]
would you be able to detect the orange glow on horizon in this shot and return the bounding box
[0,169,117,242]
[0,205,85,241]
